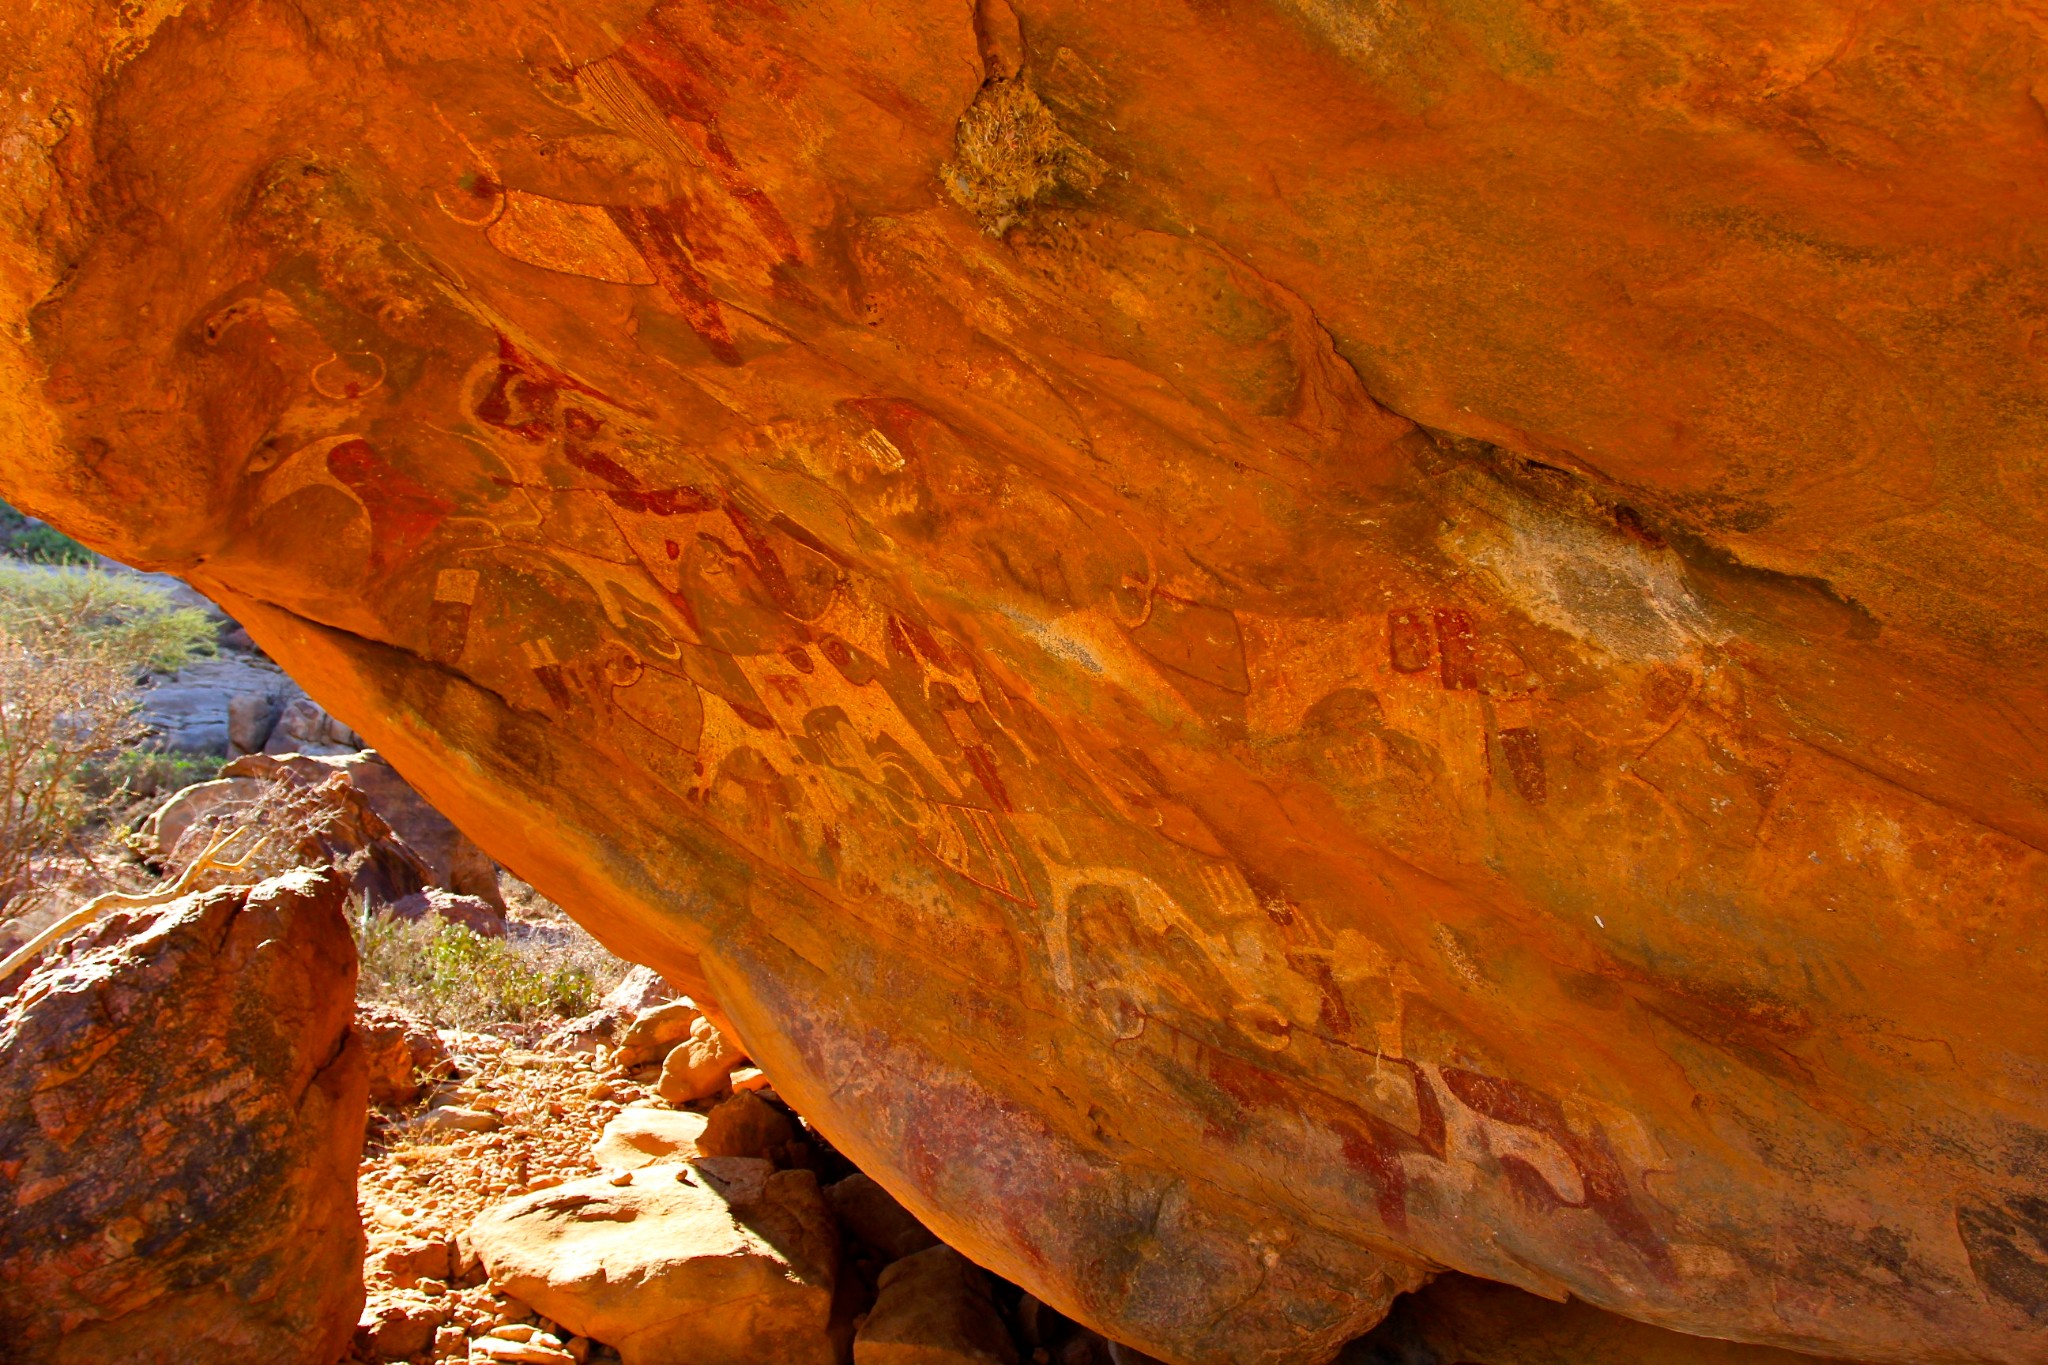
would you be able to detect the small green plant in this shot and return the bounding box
[0,568,220,907]
[8,524,94,565]
[354,909,612,1032]
[77,750,223,803]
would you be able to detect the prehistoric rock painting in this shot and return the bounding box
[5,0,2048,1362]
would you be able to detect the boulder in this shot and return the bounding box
[592,1107,709,1171]
[142,775,263,854]
[263,695,363,756]
[607,965,684,1014]
[0,869,366,1363]
[695,1090,797,1162]
[856,1246,1018,1365]
[655,1014,743,1105]
[826,1174,941,1264]
[391,887,508,939]
[330,751,506,909]
[137,655,300,756]
[540,1007,625,1056]
[355,1292,449,1360]
[149,767,434,909]
[223,750,505,909]
[613,1000,701,1072]
[368,1236,454,1288]
[11,2,2048,1360]
[466,1158,839,1365]
[356,1001,454,1108]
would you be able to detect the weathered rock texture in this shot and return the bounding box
[467,1156,840,1365]
[3,2,2047,1362]
[0,869,367,1363]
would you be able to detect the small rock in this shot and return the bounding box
[654,1014,742,1105]
[415,1105,505,1133]
[728,1067,771,1093]
[695,1089,796,1161]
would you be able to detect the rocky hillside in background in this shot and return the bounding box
[4,1,2047,1362]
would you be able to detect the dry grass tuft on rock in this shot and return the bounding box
[944,78,1104,234]
[355,897,619,1035]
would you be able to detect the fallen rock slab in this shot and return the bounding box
[0,869,367,1363]
[466,1158,838,1365]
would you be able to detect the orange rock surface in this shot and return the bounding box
[5,2,2047,1361]
[0,871,367,1363]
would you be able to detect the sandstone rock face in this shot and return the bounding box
[466,1157,839,1365]
[4,2,2047,1362]
[1342,1274,1864,1365]
[0,870,367,1364]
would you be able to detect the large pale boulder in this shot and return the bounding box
[615,1000,703,1071]
[0,870,367,1363]
[593,1107,709,1171]
[466,1157,839,1365]
[5,2,2048,1361]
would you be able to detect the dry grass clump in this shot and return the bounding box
[944,77,1105,233]
[354,883,626,1035]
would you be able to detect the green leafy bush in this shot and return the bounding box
[0,565,217,674]
[76,750,224,802]
[7,525,94,565]
[354,910,613,1032]
[0,568,218,905]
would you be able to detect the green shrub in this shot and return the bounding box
[7,524,94,565]
[0,565,216,674]
[76,750,224,802]
[354,909,613,1032]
